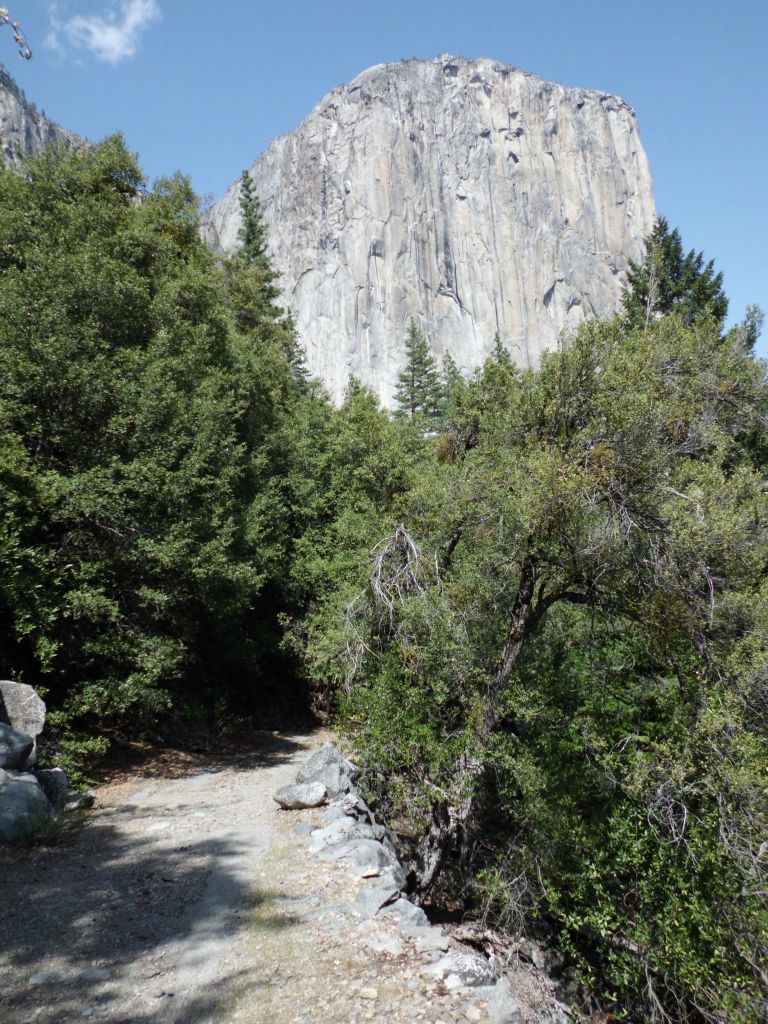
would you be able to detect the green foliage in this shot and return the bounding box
[0,136,302,756]
[235,170,306,384]
[394,321,442,424]
[623,217,728,329]
[306,313,768,1022]
[1,130,765,1024]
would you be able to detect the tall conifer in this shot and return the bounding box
[394,321,442,422]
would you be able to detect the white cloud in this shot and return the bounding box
[48,0,161,64]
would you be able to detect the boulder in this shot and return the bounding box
[35,767,70,808]
[0,768,51,841]
[424,951,498,988]
[321,837,398,875]
[0,722,34,770]
[379,897,430,932]
[296,742,359,797]
[489,977,524,1024]
[308,817,376,852]
[353,872,403,919]
[273,781,327,809]
[0,681,46,768]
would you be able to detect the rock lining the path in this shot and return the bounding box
[273,780,328,809]
[274,740,581,1022]
[0,680,88,842]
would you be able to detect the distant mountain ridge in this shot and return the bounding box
[204,55,656,406]
[0,64,84,169]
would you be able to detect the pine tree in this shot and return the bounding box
[394,322,442,422]
[622,217,728,329]
[235,169,309,385]
[491,330,512,365]
[439,351,464,422]
[238,170,279,294]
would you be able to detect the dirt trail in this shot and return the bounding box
[0,732,498,1024]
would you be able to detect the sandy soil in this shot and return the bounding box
[0,731,501,1024]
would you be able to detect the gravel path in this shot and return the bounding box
[0,732,505,1024]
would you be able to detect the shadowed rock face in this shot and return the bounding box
[204,55,656,406]
[0,65,84,170]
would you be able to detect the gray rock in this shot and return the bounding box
[308,816,376,852]
[357,921,404,957]
[305,761,354,798]
[489,976,524,1024]
[65,789,96,811]
[0,768,51,841]
[424,951,497,988]
[320,837,398,875]
[272,781,327,809]
[0,722,34,770]
[203,56,655,408]
[76,966,112,983]
[35,767,70,808]
[353,877,401,919]
[296,742,359,797]
[374,861,407,890]
[318,804,348,824]
[412,926,451,953]
[0,680,46,767]
[0,680,46,736]
[0,69,86,172]
[379,897,430,932]
[28,970,58,987]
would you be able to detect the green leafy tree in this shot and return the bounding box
[622,216,728,328]
[316,313,768,1022]
[0,137,300,756]
[394,321,442,423]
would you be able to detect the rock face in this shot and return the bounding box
[0,722,34,770]
[204,55,656,406]
[0,66,84,170]
[0,768,50,840]
[0,680,46,767]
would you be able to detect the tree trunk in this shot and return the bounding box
[481,554,538,739]
[413,556,538,897]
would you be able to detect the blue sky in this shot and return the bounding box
[5,1,767,345]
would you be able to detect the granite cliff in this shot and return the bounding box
[204,55,656,405]
[0,65,83,169]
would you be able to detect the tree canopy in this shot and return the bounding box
[623,216,728,329]
[303,312,768,1023]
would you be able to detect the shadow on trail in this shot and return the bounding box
[92,728,309,784]
[0,732,308,1024]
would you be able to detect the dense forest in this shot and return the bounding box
[0,138,766,1023]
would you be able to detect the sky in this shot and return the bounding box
[5,0,768,347]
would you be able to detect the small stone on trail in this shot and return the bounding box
[360,987,379,1000]
[77,966,112,983]
[273,781,327,809]
[29,970,57,987]
[464,1007,482,1022]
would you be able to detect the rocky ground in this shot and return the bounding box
[0,731,568,1023]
